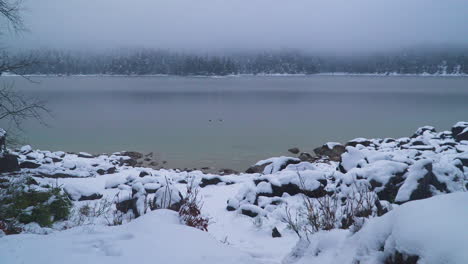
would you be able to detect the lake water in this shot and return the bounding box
[3,75,468,170]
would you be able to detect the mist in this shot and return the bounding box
[6,0,468,53]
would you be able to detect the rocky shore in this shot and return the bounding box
[0,121,467,263]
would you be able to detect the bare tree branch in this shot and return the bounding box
[0,82,49,130]
[0,0,24,32]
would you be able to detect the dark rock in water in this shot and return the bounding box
[272,227,282,238]
[121,158,137,167]
[139,171,151,177]
[407,163,448,203]
[78,193,103,201]
[288,147,300,154]
[0,154,20,173]
[118,151,143,167]
[218,168,238,175]
[20,161,41,169]
[298,152,315,162]
[120,151,143,160]
[314,143,346,162]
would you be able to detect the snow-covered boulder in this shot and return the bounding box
[314,142,346,161]
[452,121,468,141]
[246,156,300,174]
[64,183,103,201]
[292,192,468,264]
[152,184,183,211]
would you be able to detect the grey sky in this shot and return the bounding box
[6,0,468,53]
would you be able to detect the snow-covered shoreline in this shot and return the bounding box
[1,121,467,263]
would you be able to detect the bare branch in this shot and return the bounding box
[0,0,24,32]
[0,82,49,130]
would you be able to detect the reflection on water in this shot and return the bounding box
[3,76,468,170]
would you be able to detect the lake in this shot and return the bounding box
[2,75,468,170]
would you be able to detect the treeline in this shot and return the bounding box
[5,48,468,76]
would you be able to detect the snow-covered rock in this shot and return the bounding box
[292,192,468,264]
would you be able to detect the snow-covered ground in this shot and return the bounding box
[0,210,257,264]
[292,192,468,264]
[0,121,467,263]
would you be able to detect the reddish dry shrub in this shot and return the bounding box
[0,220,22,235]
[178,182,209,232]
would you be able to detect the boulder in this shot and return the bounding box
[298,152,315,162]
[218,168,238,175]
[407,163,447,202]
[272,227,282,238]
[411,126,436,138]
[288,147,300,154]
[19,161,41,169]
[455,128,468,141]
[120,151,143,160]
[0,154,20,173]
[20,145,33,154]
[152,185,184,211]
[346,138,372,147]
[246,163,271,174]
[78,193,103,201]
[451,122,468,138]
[96,167,117,175]
[246,157,300,174]
[371,172,406,203]
[38,172,82,178]
[116,198,137,214]
[139,171,151,177]
[199,176,223,187]
[313,143,346,162]
[78,152,94,158]
[239,205,263,218]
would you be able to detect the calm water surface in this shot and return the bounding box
[3,76,468,170]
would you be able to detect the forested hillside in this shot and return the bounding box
[6,48,468,76]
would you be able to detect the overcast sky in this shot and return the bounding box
[6,0,468,53]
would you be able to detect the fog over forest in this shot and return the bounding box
[6,0,468,53]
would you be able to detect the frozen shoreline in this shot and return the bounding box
[1,121,467,263]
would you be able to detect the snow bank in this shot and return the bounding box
[0,210,257,264]
[294,192,468,264]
